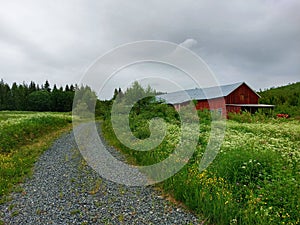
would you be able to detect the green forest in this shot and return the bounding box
[0,79,75,112]
[259,82,300,117]
[1,79,300,118]
[0,79,100,113]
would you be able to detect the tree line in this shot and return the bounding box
[259,82,300,117]
[0,79,75,112]
[4,78,298,117]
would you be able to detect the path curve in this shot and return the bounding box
[0,125,200,224]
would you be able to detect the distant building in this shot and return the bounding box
[156,82,274,116]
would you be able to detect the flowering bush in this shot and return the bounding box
[102,103,300,225]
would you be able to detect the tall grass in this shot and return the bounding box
[0,112,72,199]
[102,108,300,225]
[0,112,71,153]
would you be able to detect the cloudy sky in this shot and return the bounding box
[0,0,299,99]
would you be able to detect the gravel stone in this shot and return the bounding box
[0,125,201,224]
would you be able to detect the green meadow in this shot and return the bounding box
[102,103,300,225]
[0,111,72,200]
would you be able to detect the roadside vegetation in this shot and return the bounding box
[0,111,72,201]
[1,79,299,224]
[101,82,300,225]
[259,82,300,118]
[0,80,99,203]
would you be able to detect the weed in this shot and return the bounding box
[8,204,15,211]
[89,179,102,195]
[0,111,72,201]
[118,214,124,223]
[36,209,42,215]
[11,210,19,217]
[102,107,300,225]
[94,200,102,207]
[70,209,81,215]
[118,186,125,195]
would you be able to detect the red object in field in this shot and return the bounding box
[276,113,289,118]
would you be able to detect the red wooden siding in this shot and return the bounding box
[226,105,241,114]
[172,83,260,116]
[225,83,259,114]
[225,83,259,104]
[195,97,226,116]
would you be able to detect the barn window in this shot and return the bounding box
[240,94,244,101]
[217,108,222,115]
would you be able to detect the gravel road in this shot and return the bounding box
[0,125,201,224]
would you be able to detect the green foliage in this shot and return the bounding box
[28,91,52,111]
[0,79,75,112]
[122,81,156,105]
[73,85,98,118]
[0,112,72,199]
[129,100,180,138]
[0,112,72,153]
[102,99,181,166]
[213,149,278,187]
[101,85,300,224]
[51,87,74,112]
[259,82,300,117]
[95,100,112,119]
[73,85,97,112]
[72,101,93,118]
[101,82,180,166]
[228,111,273,123]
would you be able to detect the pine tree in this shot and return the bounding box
[44,80,51,92]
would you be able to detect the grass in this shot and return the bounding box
[0,111,72,202]
[89,179,102,195]
[102,109,300,225]
[0,111,72,153]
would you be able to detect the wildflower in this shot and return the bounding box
[230,218,237,224]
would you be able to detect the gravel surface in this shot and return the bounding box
[0,124,201,224]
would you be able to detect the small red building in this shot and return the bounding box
[157,82,274,116]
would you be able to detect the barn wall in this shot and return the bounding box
[195,97,226,116]
[225,83,259,104]
[174,83,260,116]
[226,105,241,114]
[173,101,190,110]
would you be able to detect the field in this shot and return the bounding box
[102,108,300,225]
[1,107,299,224]
[0,111,72,200]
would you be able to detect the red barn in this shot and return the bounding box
[157,82,274,116]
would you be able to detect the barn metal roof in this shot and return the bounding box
[156,82,256,104]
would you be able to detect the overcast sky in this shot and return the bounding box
[0,0,299,99]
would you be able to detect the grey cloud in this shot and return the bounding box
[0,0,299,95]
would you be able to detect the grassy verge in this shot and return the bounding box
[0,112,72,202]
[102,110,300,225]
